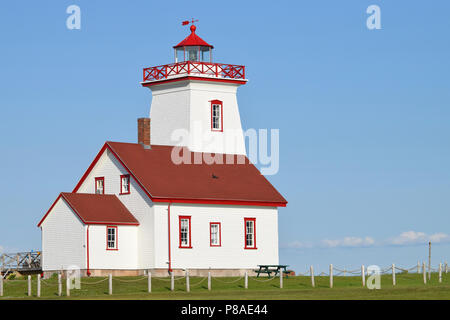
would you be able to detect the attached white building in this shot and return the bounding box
[38,23,287,277]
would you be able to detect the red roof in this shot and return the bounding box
[74,142,287,207]
[38,193,139,227]
[174,25,213,49]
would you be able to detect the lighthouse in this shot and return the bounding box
[38,21,287,278]
[141,21,247,155]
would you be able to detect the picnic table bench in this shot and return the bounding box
[255,265,289,278]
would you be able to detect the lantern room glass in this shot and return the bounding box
[175,46,212,63]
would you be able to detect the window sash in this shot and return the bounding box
[245,220,255,248]
[95,178,104,194]
[180,219,190,247]
[212,104,221,130]
[210,223,220,246]
[107,227,116,249]
[121,176,130,193]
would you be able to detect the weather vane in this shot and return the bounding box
[182,18,198,26]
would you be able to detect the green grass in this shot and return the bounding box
[1,272,450,300]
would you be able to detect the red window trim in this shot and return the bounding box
[95,177,105,195]
[210,100,223,132]
[179,216,192,249]
[106,226,118,251]
[244,218,257,250]
[209,222,222,247]
[120,174,131,195]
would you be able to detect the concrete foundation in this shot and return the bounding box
[43,268,260,278]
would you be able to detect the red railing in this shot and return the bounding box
[143,61,245,82]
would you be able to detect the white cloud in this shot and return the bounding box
[282,240,313,249]
[321,236,375,248]
[389,231,450,246]
[282,231,450,250]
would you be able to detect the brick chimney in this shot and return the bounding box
[137,118,151,148]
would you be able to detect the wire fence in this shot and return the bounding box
[0,261,448,298]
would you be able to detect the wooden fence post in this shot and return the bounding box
[208,272,211,291]
[280,270,283,289]
[148,271,151,293]
[310,266,315,288]
[28,275,31,297]
[392,264,396,286]
[37,274,41,297]
[66,274,70,297]
[58,273,62,297]
[439,263,442,283]
[329,264,333,289]
[0,273,3,297]
[362,265,366,287]
[244,271,248,289]
[423,262,427,284]
[186,270,190,293]
[445,262,448,274]
[108,274,112,295]
[417,261,420,274]
[171,272,174,291]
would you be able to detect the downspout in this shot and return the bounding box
[86,225,91,276]
[168,202,172,273]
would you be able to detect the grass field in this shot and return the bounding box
[1,272,450,300]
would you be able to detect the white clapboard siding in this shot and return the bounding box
[41,198,86,271]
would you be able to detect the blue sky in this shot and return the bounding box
[1,0,450,273]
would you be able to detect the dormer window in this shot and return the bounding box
[211,100,223,132]
[95,177,104,194]
[120,174,130,195]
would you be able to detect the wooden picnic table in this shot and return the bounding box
[256,265,289,278]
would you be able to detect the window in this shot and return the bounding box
[210,222,221,247]
[95,177,105,194]
[179,216,192,248]
[244,218,257,249]
[211,100,223,132]
[120,174,130,194]
[106,226,118,250]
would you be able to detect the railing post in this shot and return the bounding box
[310,266,315,288]
[27,275,31,297]
[439,263,442,283]
[171,272,174,291]
[446,262,448,274]
[423,262,427,284]
[148,270,152,293]
[58,273,62,297]
[186,270,190,293]
[244,271,248,289]
[417,261,421,274]
[108,274,112,295]
[392,264,396,286]
[37,274,41,297]
[329,264,333,288]
[362,265,366,287]
[208,272,211,291]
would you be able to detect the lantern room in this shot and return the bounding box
[174,24,213,63]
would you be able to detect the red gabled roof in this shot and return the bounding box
[38,192,139,227]
[73,142,287,207]
[174,25,213,49]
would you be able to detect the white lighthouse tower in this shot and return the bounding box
[141,21,247,155]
